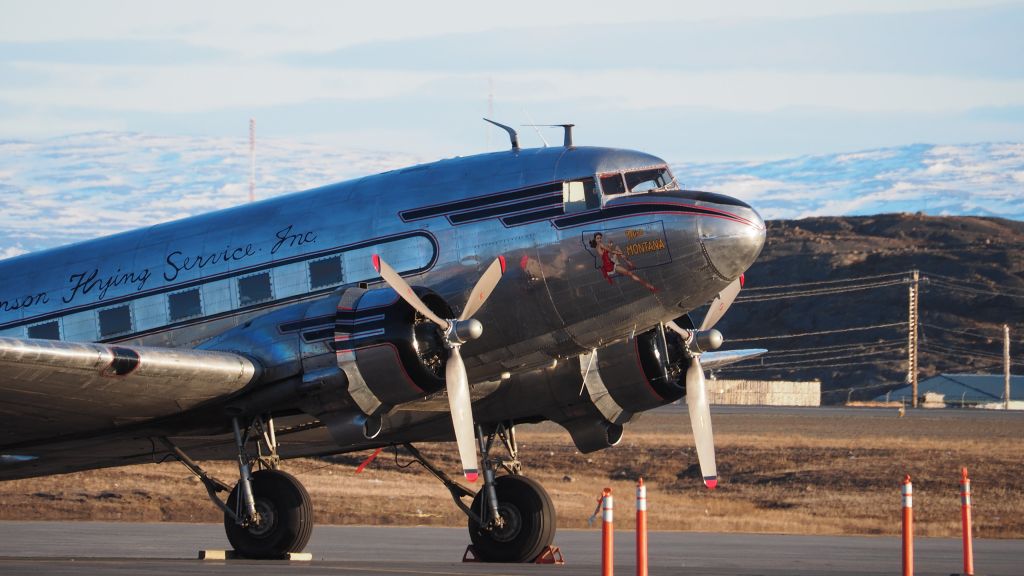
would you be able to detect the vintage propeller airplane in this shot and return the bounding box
[0,121,765,562]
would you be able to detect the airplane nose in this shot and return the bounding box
[698,208,766,280]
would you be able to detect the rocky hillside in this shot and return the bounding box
[714,214,1024,402]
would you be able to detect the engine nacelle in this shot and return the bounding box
[590,324,689,415]
[472,320,694,454]
[334,285,451,416]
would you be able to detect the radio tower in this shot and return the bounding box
[248,118,256,203]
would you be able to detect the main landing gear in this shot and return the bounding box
[163,419,555,562]
[161,415,313,559]
[404,422,557,563]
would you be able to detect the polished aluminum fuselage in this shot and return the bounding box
[0,145,764,389]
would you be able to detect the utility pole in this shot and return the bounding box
[248,118,256,203]
[908,270,919,408]
[1006,324,1012,410]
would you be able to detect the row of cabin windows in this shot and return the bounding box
[25,255,345,341]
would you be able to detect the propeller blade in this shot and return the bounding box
[373,254,450,331]
[686,355,717,490]
[665,320,691,339]
[699,277,743,332]
[445,345,479,482]
[459,256,506,321]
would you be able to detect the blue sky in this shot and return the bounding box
[1,0,1022,161]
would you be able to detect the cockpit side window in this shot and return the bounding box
[599,173,627,197]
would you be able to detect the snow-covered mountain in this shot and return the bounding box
[674,142,1024,221]
[1,133,1021,259]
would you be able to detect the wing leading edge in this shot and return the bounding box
[0,337,260,447]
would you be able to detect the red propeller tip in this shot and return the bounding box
[739,273,745,287]
[704,477,718,490]
[498,255,507,274]
[372,254,381,272]
[465,471,479,483]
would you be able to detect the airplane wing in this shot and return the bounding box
[0,337,260,447]
[700,348,767,369]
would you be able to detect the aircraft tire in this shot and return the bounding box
[224,469,313,559]
[468,475,556,562]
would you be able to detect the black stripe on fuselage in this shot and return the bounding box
[501,207,565,227]
[448,193,562,224]
[552,202,750,229]
[279,315,334,334]
[400,182,562,222]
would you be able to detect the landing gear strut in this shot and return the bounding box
[406,422,556,563]
[162,415,313,559]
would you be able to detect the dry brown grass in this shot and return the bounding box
[1,408,1021,538]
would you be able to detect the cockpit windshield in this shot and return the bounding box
[624,166,678,193]
[599,165,678,200]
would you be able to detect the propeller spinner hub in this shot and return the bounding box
[450,318,483,344]
[695,329,724,353]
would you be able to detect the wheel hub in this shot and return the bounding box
[247,499,277,537]
[488,504,522,543]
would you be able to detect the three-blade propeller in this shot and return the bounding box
[667,275,744,490]
[372,254,506,483]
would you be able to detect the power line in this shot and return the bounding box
[921,343,1020,364]
[921,323,1006,342]
[737,279,907,303]
[731,347,901,369]
[762,340,905,360]
[927,279,1024,299]
[730,322,906,342]
[742,271,909,292]
[723,358,906,372]
[766,339,906,355]
[925,272,1024,297]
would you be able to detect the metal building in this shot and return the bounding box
[705,379,821,407]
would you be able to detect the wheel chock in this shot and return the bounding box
[461,545,565,564]
[534,546,565,564]
[198,550,312,561]
[462,545,481,562]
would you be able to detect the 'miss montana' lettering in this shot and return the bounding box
[164,243,257,282]
[625,238,666,257]
[63,267,152,303]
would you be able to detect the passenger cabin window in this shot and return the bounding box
[562,178,598,213]
[98,304,132,338]
[168,288,203,322]
[238,272,273,307]
[27,320,60,340]
[309,256,343,290]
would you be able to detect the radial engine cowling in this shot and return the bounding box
[584,320,692,423]
[335,285,450,417]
